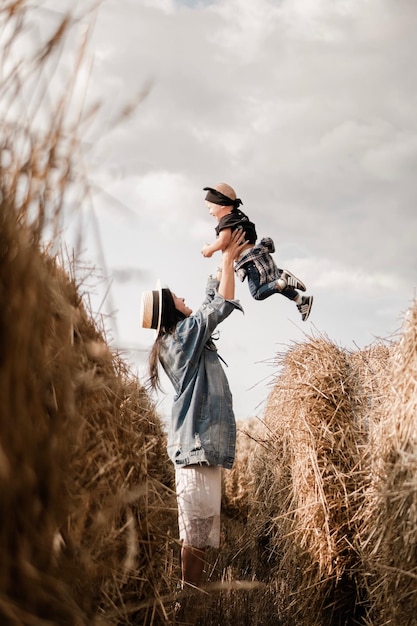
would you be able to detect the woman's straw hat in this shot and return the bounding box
[140,280,162,335]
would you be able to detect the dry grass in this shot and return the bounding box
[357,302,417,626]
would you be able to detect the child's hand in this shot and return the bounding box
[201,245,213,258]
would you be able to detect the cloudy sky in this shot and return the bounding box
[14,0,417,421]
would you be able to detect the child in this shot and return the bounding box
[201,183,313,321]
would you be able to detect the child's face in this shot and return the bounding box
[205,200,229,220]
[206,200,223,217]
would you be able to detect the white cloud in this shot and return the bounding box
[304,257,404,296]
[208,0,281,61]
[91,170,196,223]
[362,132,417,182]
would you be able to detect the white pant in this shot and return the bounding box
[175,465,222,549]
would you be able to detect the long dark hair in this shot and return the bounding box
[148,288,186,390]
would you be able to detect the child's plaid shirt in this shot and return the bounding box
[234,237,278,284]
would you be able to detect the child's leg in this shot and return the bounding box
[280,286,299,301]
[246,263,313,320]
[245,264,311,320]
[246,264,302,301]
[246,263,281,301]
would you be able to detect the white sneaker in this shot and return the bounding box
[297,295,313,321]
[281,270,306,292]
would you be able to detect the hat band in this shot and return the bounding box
[151,291,160,329]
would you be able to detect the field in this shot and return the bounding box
[1,3,416,625]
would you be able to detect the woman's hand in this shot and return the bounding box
[222,228,246,262]
[218,229,246,300]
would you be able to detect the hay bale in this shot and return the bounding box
[0,208,86,624]
[358,301,417,626]
[0,206,178,625]
[256,336,370,625]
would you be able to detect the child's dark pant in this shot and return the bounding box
[246,263,297,302]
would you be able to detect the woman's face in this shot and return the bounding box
[172,293,192,317]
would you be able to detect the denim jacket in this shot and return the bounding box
[159,276,243,469]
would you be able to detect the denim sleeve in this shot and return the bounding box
[175,292,243,366]
[201,275,220,306]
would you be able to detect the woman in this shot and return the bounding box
[140,229,245,589]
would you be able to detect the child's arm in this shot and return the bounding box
[201,228,232,258]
